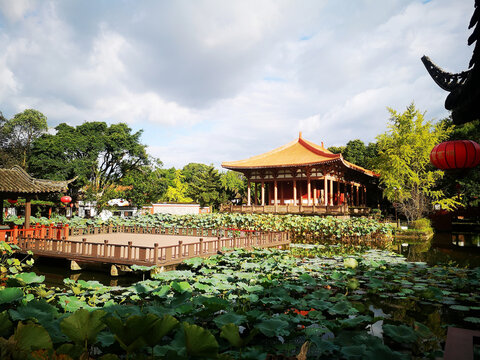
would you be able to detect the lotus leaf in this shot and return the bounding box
[464,317,480,324]
[183,322,219,357]
[214,312,247,328]
[143,315,179,347]
[171,281,191,293]
[105,314,158,353]
[328,301,358,316]
[255,318,290,337]
[0,287,24,304]
[383,324,419,343]
[14,272,45,285]
[344,258,358,269]
[13,322,53,352]
[340,344,367,358]
[60,309,106,346]
[0,310,12,337]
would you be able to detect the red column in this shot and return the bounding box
[324,177,328,206]
[293,180,297,205]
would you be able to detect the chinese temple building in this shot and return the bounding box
[221,133,379,215]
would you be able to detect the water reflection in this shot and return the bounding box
[397,232,480,268]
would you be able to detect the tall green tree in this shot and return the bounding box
[220,170,246,203]
[162,170,193,203]
[29,121,149,202]
[118,159,170,206]
[328,139,377,169]
[183,163,226,209]
[373,103,458,222]
[0,109,48,169]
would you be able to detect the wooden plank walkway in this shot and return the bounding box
[16,230,290,267]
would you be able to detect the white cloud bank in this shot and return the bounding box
[0,0,474,167]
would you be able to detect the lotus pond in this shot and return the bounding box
[1,240,480,359]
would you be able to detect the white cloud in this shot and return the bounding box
[0,0,474,168]
[0,0,36,22]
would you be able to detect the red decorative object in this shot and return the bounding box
[430,140,480,169]
[7,199,17,204]
[60,196,72,204]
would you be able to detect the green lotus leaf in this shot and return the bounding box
[0,310,12,337]
[328,301,358,316]
[144,315,179,347]
[0,287,24,304]
[183,322,219,357]
[14,272,45,285]
[347,278,360,290]
[299,273,316,285]
[414,322,433,338]
[464,317,480,324]
[130,264,155,272]
[171,281,191,293]
[58,296,91,312]
[340,344,367,358]
[449,304,470,311]
[14,322,53,352]
[214,312,247,328]
[339,315,372,328]
[309,338,339,355]
[60,309,106,345]
[220,323,243,348]
[105,315,155,353]
[344,258,358,269]
[152,285,171,297]
[255,318,290,337]
[383,324,419,343]
[183,257,204,268]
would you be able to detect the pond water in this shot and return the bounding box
[398,232,480,268]
[32,231,480,288]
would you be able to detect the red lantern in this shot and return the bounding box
[430,140,480,169]
[7,199,17,204]
[61,196,72,204]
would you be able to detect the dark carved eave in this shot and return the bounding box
[421,56,471,92]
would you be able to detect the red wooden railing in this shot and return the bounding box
[1,223,69,244]
[16,231,290,266]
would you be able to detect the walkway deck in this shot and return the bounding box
[16,230,290,267]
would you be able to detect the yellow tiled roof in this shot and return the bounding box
[222,134,378,177]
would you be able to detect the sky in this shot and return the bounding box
[0,0,475,169]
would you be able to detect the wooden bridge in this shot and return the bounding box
[10,225,290,268]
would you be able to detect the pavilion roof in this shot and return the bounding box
[222,134,379,177]
[0,166,73,195]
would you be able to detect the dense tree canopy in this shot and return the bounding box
[0,109,48,169]
[118,160,170,206]
[29,121,149,201]
[328,139,377,169]
[373,104,458,222]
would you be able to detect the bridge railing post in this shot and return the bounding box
[199,238,203,255]
[64,224,69,240]
[128,241,132,260]
[104,240,109,258]
[154,243,159,265]
[82,238,87,255]
[178,241,183,258]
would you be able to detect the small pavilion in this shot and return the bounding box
[221,133,379,215]
[0,166,73,228]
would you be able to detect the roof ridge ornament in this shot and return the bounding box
[422,0,480,125]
